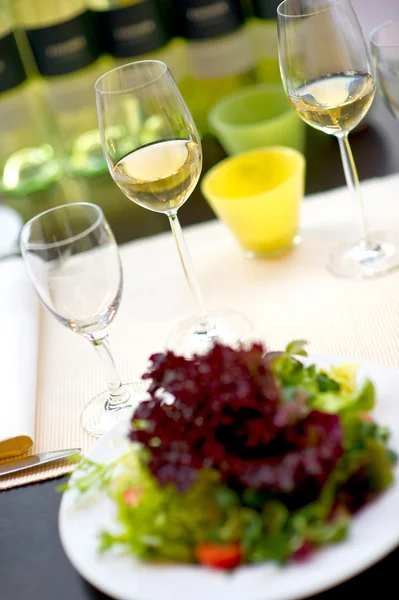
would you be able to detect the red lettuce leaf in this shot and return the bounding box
[130,343,344,497]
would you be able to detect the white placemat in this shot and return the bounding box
[0,259,39,458]
[2,172,399,489]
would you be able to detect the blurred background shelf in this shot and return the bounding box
[1,0,399,245]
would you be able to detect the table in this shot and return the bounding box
[2,96,399,600]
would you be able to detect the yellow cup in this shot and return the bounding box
[201,147,305,257]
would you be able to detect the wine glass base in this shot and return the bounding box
[166,309,253,356]
[328,233,399,279]
[81,381,148,438]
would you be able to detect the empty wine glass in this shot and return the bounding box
[95,60,251,356]
[278,0,399,278]
[20,202,145,437]
[371,21,399,120]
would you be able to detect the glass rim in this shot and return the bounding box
[20,202,105,251]
[277,0,346,19]
[370,20,399,48]
[202,146,305,200]
[95,60,168,95]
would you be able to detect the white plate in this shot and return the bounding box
[59,355,399,600]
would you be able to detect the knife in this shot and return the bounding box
[0,448,81,477]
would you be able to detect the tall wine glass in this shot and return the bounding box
[278,0,399,278]
[95,60,251,356]
[371,21,399,120]
[20,203,145,437]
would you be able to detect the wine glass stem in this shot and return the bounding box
[92,336,130,408]
[168,211,212,334]
[338,133,371,247]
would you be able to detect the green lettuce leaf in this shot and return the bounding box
[310,379,375,415]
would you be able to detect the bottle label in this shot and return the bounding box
[94,1,170,58]
[252,0,281,20]
[177,0,244,40]
[26,12,100,77]
[0,32,27,93]
[187,27,255,79]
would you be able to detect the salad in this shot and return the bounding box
[67,341,396,570]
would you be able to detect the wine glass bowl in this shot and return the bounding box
[278,0,399,278]
[95,61,202,215]
[22,204,122,339]
[278,0,376,136]
[371,20,399,120]
[20,203,145,437]
[96,60,251,355]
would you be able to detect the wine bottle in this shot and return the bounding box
[175,0,256,135]
[0,0,62,198]
[249,0,282,84]
[13,0,111,178]
[87,0,185,81]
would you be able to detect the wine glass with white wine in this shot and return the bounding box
[278,0,399,278]
[95,60,251,355]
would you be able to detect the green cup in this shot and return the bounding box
[208,83,306,156]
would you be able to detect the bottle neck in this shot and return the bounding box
[14,0,86,29]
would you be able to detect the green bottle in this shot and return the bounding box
[249,0,282,84]
[86,0,186,84]
[13,0,111,178]
[176,0,257,135]
[0,0,61,197]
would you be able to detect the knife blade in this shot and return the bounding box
[0,448,81,477]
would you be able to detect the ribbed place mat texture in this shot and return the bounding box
[2,173,399,490]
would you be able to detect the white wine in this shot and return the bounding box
[112,139,201,213]
[13,0,110,177]
[289,72,375,135]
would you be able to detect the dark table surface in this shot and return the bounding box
[2,96,399,600]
